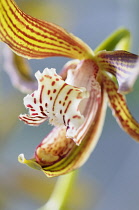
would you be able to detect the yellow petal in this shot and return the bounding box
[103,74,139,142]
[96,50,139,93]
[0,0,93,59]
[18,154,42,170]
[18,88,107,177]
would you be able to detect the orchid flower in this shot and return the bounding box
[1,0,139,178]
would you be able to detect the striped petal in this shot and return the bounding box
[64,59,101,145]
[0,0,93,59]
[103,74,139,142]
[3,45,37,93]
[18,88,107,177]
[96,50,139,93]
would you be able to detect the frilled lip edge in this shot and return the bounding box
[18,87,107,177]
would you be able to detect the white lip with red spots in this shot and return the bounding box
[19,68,89,141]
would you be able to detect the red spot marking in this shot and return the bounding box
[53,89,57,93]
[65,96,68,100]
[32,113,38,116]
[41,112,47,117]
[37,116,46,119]
[26,104,33,108]
[44,75,52,79]
[51,81,56,86]
[50,97,53,100]
[59,101,61,104]
[72,115,81,119]
[64,101,71,113]
[40,106,43,112]
[31,109,36,112]
[60,110,62,114]
[31,93,34,97]
[52,83,68,111]
[56,78,59,81]
[40,85,44,104]
[77,92,83,99]
[48,90,51,95]
[45,103,48,107]
[67,119,70,125]
[39,106,47,116]
[40,77,44,82]
[67,89,73,95]
[34,98,36,104]
[63,102,65,106]
[63,115,66,125]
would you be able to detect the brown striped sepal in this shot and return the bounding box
[0,0,93,59]
[19,67,89,141]
[3,45,37,93]
[103,74,139,141]
[96,50,139,93]
[18,88,107,177]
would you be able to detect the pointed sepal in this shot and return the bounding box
[0,0,93,59]
[96,50,139,93]
[103,74,139,142]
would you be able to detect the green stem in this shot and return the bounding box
[38,170,77,210]
[94,27,131,53]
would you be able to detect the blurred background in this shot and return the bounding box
[1,0,139,209]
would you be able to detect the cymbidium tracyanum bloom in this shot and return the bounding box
[1,0,139,177]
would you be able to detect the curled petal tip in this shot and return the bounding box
[18,154,42,170]
[18,154,25,164]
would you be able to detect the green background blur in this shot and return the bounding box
[1,0,139,209]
